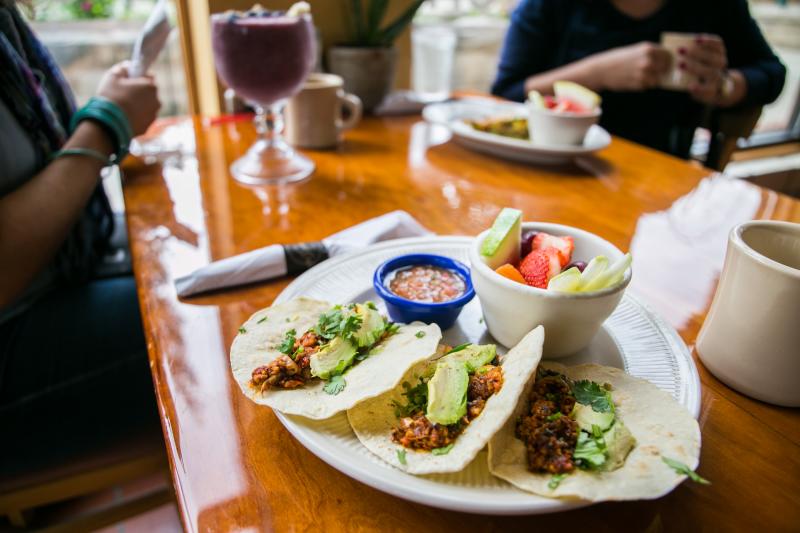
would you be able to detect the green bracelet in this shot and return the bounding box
[69,97,133,161]
[51,147,115,166]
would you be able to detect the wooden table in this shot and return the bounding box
[123,114,800,532]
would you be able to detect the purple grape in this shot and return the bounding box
[520,231,539,258]
[565,261,587,272]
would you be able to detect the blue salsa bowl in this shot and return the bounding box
[373,254,475,330]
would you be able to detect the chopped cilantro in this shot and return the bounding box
[339,314,363,343]
[354,352,369,362]
[285,317,290,323]
[662,457,710,485]
[432,444,454,455]
[238,326,247,334]
[385,322,400,335]
[415,331,426,339]
[322,374,346,395]
[366,301,378,310]
[548,473,567,490]
[277,329,297,356]
[392,378,428,417]
[314,307,362,343]
[397,449,407,465]
[479,317,484,324]
[257,316,268,324]
[546,412,562,422]
[573,380,614,413]
[446,343,471,355]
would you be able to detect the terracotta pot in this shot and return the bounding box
[326,46,397,112]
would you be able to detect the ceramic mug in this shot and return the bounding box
[696,221,800,406]
[286,73,362,149]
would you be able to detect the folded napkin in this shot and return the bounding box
[129,0,172,77]
[175,210,432,297]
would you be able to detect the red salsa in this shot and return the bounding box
[387,265,466,303]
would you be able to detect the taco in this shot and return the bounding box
[488,362,702,500]
[230,297,442,420]
[347,326,544,474]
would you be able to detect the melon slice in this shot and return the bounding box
[554,81,601,111]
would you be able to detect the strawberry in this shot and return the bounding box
[519,248,562,289]
[532,233,575,267]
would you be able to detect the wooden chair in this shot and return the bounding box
[703,105,764,170]
[0,426,174,532]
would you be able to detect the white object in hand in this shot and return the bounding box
[130,0,172,77]
[174,210,432,297]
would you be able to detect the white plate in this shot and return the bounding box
[423,100,612,164]
[272,236,701,515]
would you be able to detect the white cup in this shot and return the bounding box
[286,73,362,149]
[696,221,800,406]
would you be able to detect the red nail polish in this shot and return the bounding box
[679,62,686,70]
[678,47,686,55]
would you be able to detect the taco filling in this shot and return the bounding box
[515,368,636,479]
[391,344,504,452]
[250,302,393,392]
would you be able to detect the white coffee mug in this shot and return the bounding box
[286,73,362,149]
[696,221,800,406]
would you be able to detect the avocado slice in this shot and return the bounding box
[425,360,469,425]
[442,344,496,373]
[310,337,357,380]
[601,420,636,471]
[572,402,615,432]
[351,303,386,348]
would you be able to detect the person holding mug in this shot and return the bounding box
[0,0,161,475]
[491,0,786,158]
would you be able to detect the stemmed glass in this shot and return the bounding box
[211,7,317,184]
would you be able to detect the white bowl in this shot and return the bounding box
[528,106,601,146]
[469,222,631,358]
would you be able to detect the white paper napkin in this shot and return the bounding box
[129,0,172,77]
[174,210,432,297]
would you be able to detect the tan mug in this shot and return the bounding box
[286,73,362,149]
[696,221,800,406]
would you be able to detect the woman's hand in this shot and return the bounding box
[594,42,672,92]
[96,61,161,136]
[679,34,728,105]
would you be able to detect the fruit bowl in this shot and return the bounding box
[469,222,631,357]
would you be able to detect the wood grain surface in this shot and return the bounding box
[122,112,800,532]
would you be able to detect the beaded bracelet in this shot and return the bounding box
[50,147,115,166]
[69,97,133,162]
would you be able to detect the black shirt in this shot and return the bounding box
[491,0,786,157]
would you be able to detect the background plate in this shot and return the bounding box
[272,236,701,515]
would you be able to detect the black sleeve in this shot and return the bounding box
[490,0,558,102]
[717,0,786,107]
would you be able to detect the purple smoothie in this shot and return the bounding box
[212,12,316,105]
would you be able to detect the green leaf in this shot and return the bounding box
[376,0,425,46]
[393,377,428,417]
[366,301,378,310]
[365,0,389,45]
[446,343,471,355]
[415,331,426,339]
[350,0,365,43]
[257,316,268,324]
[238,326,247,334]
[340,313,364,343]
[548,473,567,490]
[572,380,613,413]
[323,375,347,395]
[385,322,400,335]
[277,329,297,356]
[396,448,407,465]
[431,443,454,455]
[662,457,710,485]
[546,412,562,422]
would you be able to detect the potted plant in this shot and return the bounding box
[327,0,424,112]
